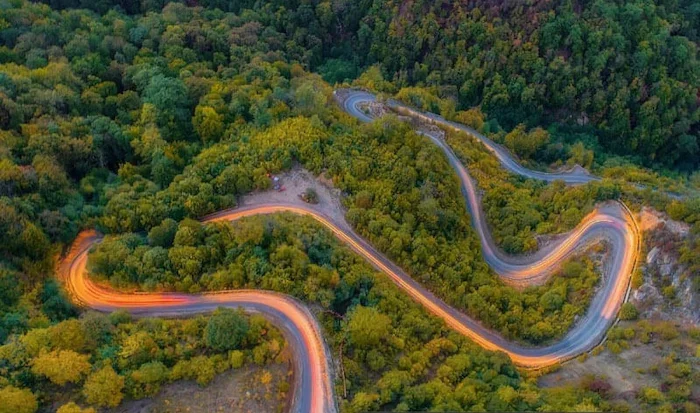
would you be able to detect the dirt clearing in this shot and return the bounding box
[110,362,291,413]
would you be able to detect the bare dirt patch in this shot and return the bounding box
[639,206,689,235]
[539,346,662,394]
[110,362,291,413]
[241,166,347,227]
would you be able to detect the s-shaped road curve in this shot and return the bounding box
[59,230,336,413]
[342,90,599,184]
[58,89,640,413]
[337,88,638,357]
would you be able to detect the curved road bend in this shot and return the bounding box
[340,90,637,278]
[206,204,635,366]
[343,90,599,184]
[337,89,638,357]
[346,91,694,199]
[57,89,641,413]
[58,231,336,413]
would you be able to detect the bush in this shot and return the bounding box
[656,322,680,341]
[662,285,676,299]
[229,350,244,369]
[301,187,319,204]
[82,365,124,408]
[56,402,95,413]
[204,308,250,351]
[638,387,664,405]
[0,386,38,413]
[619,303,639,321]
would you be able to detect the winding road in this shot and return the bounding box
[59,231,335,413]
[344,91,599,184]
[58,89,640,413]
[337,88,638,354]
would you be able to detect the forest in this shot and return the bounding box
[30,0,700,170]
[0,307,287,411]
[353,0,699,171]
[86,213,614,412]
[0,0,698,411]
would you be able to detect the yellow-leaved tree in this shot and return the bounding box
[82,365,124,408]
[31,350,91,385]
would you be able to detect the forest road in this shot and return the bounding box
[57,89,641,413]
[336,88,639,363]
[58,230,336,413]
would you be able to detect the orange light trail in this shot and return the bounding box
[55,90,643,413]
[58,230,334,413]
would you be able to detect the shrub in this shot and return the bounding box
[0,386,38,413]
[638,387,664,405]
[204,308,249,351]
[619,303,639,321]
[301,187,319,204]
[82,365,124,408]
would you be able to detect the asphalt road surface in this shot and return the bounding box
[58,89,641,413]
[337,88,637,362]
[59,231,335,413]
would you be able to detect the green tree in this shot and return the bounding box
[130,361,168,397]
[193,105,224,143]
[619,303,639,321]
[0,269,21,312]
[350,392,381,412]
[41,280,77,322]
[170,355,218,386]
[539,289,564,312]
[347,306,391,348]
[567,142,594,169]
[638,387,665,405]
[142,75,190,139]
[168,246,204,281]
[148,218,178,248]
[454,108,485,131]
[204,308,250,351]
[48,319,87,351]
[173,219,203,247]
[119,331,159,366]
[79,312,114,350]
[229,350,245,368]
[354,65,395,93]
[504,125,550,159]
[294,80,328,116]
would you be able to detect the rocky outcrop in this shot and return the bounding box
[633,207,697,325]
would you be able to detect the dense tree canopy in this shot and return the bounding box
[25,0,699,170]
[0,310,286,411]
[0,0,696,411]
[204,308,250,351]
[357,0,699,170]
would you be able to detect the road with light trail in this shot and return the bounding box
[58,89,641,413]
[337,88,638,358]
[343,90,599,184]
[59,231,336,413]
